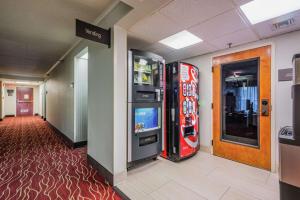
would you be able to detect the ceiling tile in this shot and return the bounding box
[129,12,183,43]
[145,42,175,57]
[127,35,153,50]
[232,0,252,6]
[209,28,259,49]
[189,9,248,41]
[253,11,300,39]
[164,42,217,62]
[159,0,234,28]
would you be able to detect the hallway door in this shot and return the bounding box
[212,46,271,170]
[16,87,33,116]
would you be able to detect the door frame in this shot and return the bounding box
[211,44,276,171]
[74,47,88,143]
[16,86,34,116]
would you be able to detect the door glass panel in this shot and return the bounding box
[221,59,259,147]
[134,55,159,86]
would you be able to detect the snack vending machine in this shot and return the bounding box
[127,49,165,167]
[163,62,199,161]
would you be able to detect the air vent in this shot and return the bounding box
[272,18,295,31]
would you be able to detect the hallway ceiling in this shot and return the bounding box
[0,0,112,77]
[128,0,300,62]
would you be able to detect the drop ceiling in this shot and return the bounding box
[128,0,300,62]
[0,0,113,77]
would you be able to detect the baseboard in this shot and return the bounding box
[0,118,2,121]
[34,113,39,116]
[87,154,114,186]
[113,186,131,200]
[199,145,212,153]
[74,141,87,148]
[114,171,127,185]
[46,121,87,149]
[46,121,74,148]
[5,115,15,117]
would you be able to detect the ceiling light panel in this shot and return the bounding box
[240,0,300,24]
[159,30,203,49]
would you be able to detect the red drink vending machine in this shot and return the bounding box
[162,62,199,161]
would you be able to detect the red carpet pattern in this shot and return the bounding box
[0,117,121,200]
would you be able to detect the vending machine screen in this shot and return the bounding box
[135,108,159,133]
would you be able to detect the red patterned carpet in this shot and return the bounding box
[0,116,121,200]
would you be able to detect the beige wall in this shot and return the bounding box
[3,84,40,116]
[4,84,16,116]
[184,30,300,172]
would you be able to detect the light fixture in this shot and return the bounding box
[240,0,300,24]
[15,81,40,85]
[159,30,203,49]
[16,81,30,85]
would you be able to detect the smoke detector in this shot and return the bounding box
[272,18,295,31]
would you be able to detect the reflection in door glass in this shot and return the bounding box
[221,59,259,147]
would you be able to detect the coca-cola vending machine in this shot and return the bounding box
[162,62,199,161]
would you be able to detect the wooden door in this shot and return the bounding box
[16,87,34,116]
[212,46,271,170]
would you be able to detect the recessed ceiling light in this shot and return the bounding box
[240,0,300,24]
[159,30,203,49]
[15,81,40,85]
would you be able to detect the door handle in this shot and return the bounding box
[18,100,32,103]
[261,99,269,116]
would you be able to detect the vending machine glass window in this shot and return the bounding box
[133,55,159,87]
[135,108,161,133]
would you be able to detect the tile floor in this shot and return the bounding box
[116,151,279,200]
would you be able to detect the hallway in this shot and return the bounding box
[0,116,120,200]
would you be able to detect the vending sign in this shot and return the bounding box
[179,63,199,158]
[76,19,111,47]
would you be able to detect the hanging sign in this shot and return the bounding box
[76,19,111,47]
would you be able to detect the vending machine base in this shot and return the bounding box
[127,154,158,170]
[165,150,199,162]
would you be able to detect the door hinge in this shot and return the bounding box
[211,103,214,109]
[212,66,214,73]
[211,140,214,146]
